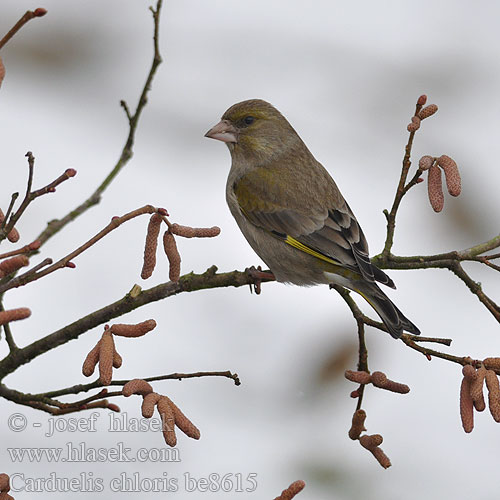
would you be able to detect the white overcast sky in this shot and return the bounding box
[1,1,500,499]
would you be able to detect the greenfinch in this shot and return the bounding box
[205,99,419,339]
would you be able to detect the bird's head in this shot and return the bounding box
[205,99,299,162]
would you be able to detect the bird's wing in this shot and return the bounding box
[233,162,395,288]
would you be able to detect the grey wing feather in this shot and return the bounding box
[243,204,396,289]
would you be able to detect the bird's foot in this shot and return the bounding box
[245,265,275,295]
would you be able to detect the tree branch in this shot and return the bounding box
[0,266,273,380]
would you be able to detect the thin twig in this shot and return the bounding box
[0,299,18,351]
[36,0,164,245]
[0,153,76,242]
[381,98,425,257]
[0,369,240,414]
[0,8,47,51]
[0,205,157,294]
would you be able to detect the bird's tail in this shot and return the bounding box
[354,281,420,339]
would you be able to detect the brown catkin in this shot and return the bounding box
[437,155,461,197]
[0,255,29,277]
[460,376,474,433]
[273,480,306,500]
[0,473,10,491]
[98,331,115,385]
[0,56,5,87]
[82,340,101,377]
[462,364,477,382]
[359,434,383,449]
[163,231,181,282]
[370,447,392,469]
[113,350,123,369]
[427,164,444,212]
[157,397,177,447]
[110,319,157,337]
[418,155,434,171]
[417,95,427,106]
[141,213,163,279]
[359,435,391,468]
[418,104,438,120]
[370,371,410,394]
[0,307,31,325]
[344,370,371,384]
[485,370,500,422]
[122,379,153,397]
[167,397,201,440]
[348,409,367,440]
[470,366,487,412]
[0,209,19,243]
[170,223,221,238]
[483,358,500,371]
[407,116,421,132]
[141,392,161,418]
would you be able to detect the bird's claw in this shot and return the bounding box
[245,265,275,295]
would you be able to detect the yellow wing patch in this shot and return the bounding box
[284,235,339,265]
[283,235,361,280]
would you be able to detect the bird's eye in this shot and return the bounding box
[243,116,255,126]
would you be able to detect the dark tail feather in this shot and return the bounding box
[355,282,420,339]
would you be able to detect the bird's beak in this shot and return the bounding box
[204,120,238,143]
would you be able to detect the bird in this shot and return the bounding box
[205,99,420,339]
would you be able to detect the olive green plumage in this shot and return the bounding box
[205,99,419,339]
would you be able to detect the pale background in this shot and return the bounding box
[1,0,500,498]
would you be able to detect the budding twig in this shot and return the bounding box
[273,480,306,500]
[0,8,47,51]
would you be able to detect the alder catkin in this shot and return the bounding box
[82,340,101,377]
[141,213,163,279]
[122,379,154,397]
[141,392,161,418]
[98,331,115,385]
[407,116,421,132]
[483,358,500,371]
[470,366,486,412]
[0,255,29,277]
[344,370,371,384]
[460,375,474,433]
[168,397,201,440]
[370,371,410,394]
[427,164,444,212]
[485,370,500,423]
[163,231,181,282]
[170,223,221,238]
[418,104,438,120]
[417,95,427,106]
[418,155,434,171]
[6,227,20,243]
[359,435,391,468]
[157,396,177,447]
[0,307,31,325]
[437,155,461,197]
[462,364,477,382]
[370,447,392,469]
[348,409,366,440]
[0,56,5,87]
[0,472,10,491]
[0,208,20,243]
[113,350,123,369]
[110,319,157,337]
[273,480,306,500]
[359,434,383,449]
